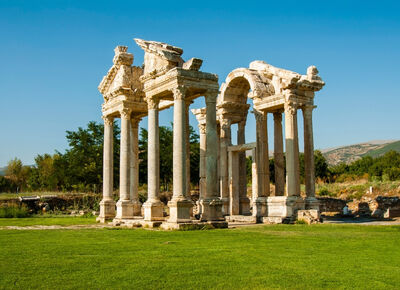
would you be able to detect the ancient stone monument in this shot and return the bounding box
[97,38,324,228]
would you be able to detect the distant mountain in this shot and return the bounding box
[322,140,400,166]
[0,167,6,176]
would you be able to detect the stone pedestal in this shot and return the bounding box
[142,200,164,221]
[200,198,225,222]
[97,199,116,223]
[252,197,268,218]
[239,197,251,215]
[167,198,193,223]
[115,200,134,219]
[264,196,305,223]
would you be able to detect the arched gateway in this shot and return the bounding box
[97,39,325,228]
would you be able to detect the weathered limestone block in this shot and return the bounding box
[297,209,320,224]
[182,58,203,71]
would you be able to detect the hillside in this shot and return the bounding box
[322,140,400,166]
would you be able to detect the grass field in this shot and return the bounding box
[0,216,96,227]
[0,222,399,289]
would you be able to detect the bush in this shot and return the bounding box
[0,204,30,218]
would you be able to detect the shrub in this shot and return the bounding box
[295,219,307,225]
[0,204,30,218]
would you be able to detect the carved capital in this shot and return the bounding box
[253,110,267,121]
[146,97,159,110]
[102,115,114,126]
[205,90,219,103]
[120,108,131,120]
[284,102,297,116]
[220,119,231,138]
[199,123,206,134]
[131,117,141,128]
[302,105,316,119]
[238,120,246,131]
[172,86,186,100]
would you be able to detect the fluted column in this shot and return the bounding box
[198,123,207,212]
[273,111,285,196]
[284,102,300,196]
[253,110,269,217]
[130,117,142,216]
[219,119,231,215]
[185,101,192,199]
[116,108,134,219]
[200,90,224,221]
[237,120,250,215]
[98,115,115,222]
[168,87,192,223]
[143,98,164,221]
[303,105,319,209]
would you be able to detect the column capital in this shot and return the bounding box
[284,102,297,115]
[253,110,267,121]
[220,119,231,138]
[120,108,131,120]
[302,104,317,117]
[131,117,141,127]
[102,115,114,126]
[172,86,186,100]
[146,97,159,110]
[198,123,206,134]
[238,120,246,130]
[205,90,219,103]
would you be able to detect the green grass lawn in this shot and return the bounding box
[0,224,399,289]
[0,216,97,227]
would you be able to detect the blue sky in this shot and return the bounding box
[0,0,399,166]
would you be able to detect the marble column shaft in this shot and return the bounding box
[273,112,285,196]
[199,124,207,200]
[219,120,231,214]
[119,109,131,201]
[284,103,300,196]
[237,121,247,199]
[303,105,316,197]
[255,110,270,198]
[103,116,114,201]
[130,117,141,215]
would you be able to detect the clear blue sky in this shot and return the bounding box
[0,0,399,166]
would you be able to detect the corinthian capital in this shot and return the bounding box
[205,90,219,104]
[102,115,114,126]
[302,104,316,118]
[198,123,206,134]
[172,86,186,100]
[253,110,267,121]
[120,108,131,119]
[146,97,159,110]
[284,102,297,116]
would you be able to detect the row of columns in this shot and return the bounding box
[215,103,316,217]
[99,88,223,223]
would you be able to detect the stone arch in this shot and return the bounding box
[219,68,275,105]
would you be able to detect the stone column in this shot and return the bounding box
[143,98,164,221]
[168,87,192,223]
[228,150,239,215]
[219,119,231,215]
[251,148,258,201]
[303,105,319,209]
[237,120,250,215]
[116,108,134,219]
[130,117,142,216]
[198,123,207,214]
[200,90,224,222]
[253,110,269,217]
[185,101,192,201]
[273,112,285,196]
[284,102,300,196]
[98,115,115,222]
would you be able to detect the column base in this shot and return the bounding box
[167,198,193,223]
[305,196,320,210]
[266,196,305,219]
[115,200,134,219]
[97,199,116,223]
[200,198,224,221]
[143,199,164,221]
[221,197,230,216]
[239,197,251,215]
[252,197,268,218]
